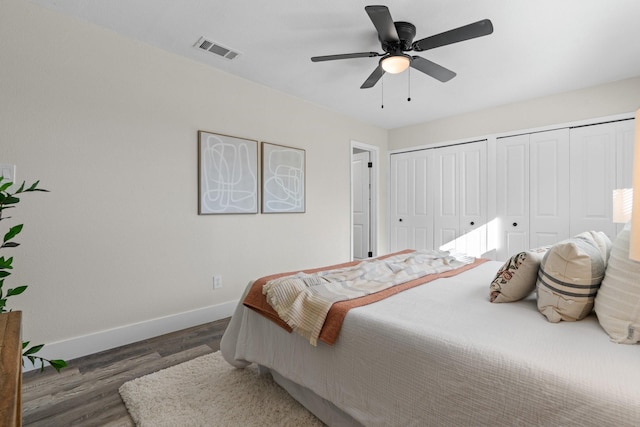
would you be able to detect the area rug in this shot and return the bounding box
[119,351,324,426]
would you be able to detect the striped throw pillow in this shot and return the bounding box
[536,231,611,322]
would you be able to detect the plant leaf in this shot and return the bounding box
[23,343,44,355]
[0,256,13,269]
[0,271,11,279]
[2,196,19,205]
[3,224,23,243]
[49,359,67,372]
[0,182,11,192]
[7,286,27,297]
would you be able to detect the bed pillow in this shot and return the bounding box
[594,223,640,343]
[536,231,611,323]
[490,246,550,303]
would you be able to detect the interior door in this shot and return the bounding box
[570,123,617,239]
[458,141,487,257]
[433,146,459,251]
[352,150,370,259]
[389,150,433,252]
[529,128,570,248]
[496,134,530,260]
[614,119,636,235]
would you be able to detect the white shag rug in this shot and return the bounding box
[119,351,324,427]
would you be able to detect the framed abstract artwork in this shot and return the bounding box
[261,142,305,213]
[198,131,258,214]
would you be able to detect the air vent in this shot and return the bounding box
[194,37,240,60]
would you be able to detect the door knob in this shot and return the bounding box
[512,222,518,227]
[399,218,403,222]
[470,221,475,226]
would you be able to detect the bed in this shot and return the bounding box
[221,244,640,426]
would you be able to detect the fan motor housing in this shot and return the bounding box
[394,21,416,50]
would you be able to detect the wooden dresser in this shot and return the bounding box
[0,311,22,426]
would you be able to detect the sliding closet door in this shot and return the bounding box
[496,134,530,260]
[389,150,434,252]
[433,146,459,251]
[614,119,636,235]
[529,129,570,248]
[434,140,487,256]
[457,141,487,256]
[570,123,616,239]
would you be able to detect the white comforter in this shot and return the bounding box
[221,260,640,426]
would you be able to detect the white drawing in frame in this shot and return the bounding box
[262,142,305,213]
[198,131,258,214]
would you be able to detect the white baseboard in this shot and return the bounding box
[23,300,238,372]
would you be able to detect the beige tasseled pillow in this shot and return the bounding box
[490,246,549,303]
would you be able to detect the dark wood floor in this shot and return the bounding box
[22,317,231,426]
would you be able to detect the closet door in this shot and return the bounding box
[433,146,459,251]
[434,140,487,256]
[614,119,636,235]
[570,123,617,239]
[389,150,434,252]
[496,134,530,260]
[529,129,570,248]
[458,141,488,256]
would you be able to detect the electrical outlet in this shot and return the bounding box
[213,275,222,289]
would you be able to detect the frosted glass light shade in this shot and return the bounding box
[381,55,410,74]
[630,109,640,261]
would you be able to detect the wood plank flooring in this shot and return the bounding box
[22,317,231,426]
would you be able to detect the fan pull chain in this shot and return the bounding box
[381,76,384,109]
[407,67,411,102]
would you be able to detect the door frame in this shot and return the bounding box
[351,140,378,260]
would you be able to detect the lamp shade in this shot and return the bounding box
[630,109,640,261]
[381,55,410,74]
[613,188,633,223]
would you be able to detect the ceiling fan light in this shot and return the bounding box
[381,55,410,74]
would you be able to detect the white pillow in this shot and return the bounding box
[594,223,640,343]
[536,231,611,322]
[490,246,549,303]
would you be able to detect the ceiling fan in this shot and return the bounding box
[311,5,493,89]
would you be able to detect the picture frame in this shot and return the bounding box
[261,142,306,213]
[198,131,258,214]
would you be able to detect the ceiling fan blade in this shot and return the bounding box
[311,52,381,62]
[410,56,456,82]
[365,5,399,43]
[412,19,493,51]
[360,65,385,89]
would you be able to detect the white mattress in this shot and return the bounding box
[221,260,640,426]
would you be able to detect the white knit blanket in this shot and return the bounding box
[262,250,472,345]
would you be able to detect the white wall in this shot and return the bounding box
[1,0,388,362]
[389,76,640,150]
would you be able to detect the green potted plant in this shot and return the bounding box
[0,176,66,372]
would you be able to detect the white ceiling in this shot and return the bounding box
[29,0,640,129]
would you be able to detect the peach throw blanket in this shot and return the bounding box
[244,250,488,345]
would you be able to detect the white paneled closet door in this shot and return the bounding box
[529,129,571,248]
[459,143,488,257]
[434,146,459,251]
[614,120,636,235]
[434,140,487,257]
[496,129,570,260]
[570,120,635,240]
[389,150,434,252]
[496,134,530,260]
